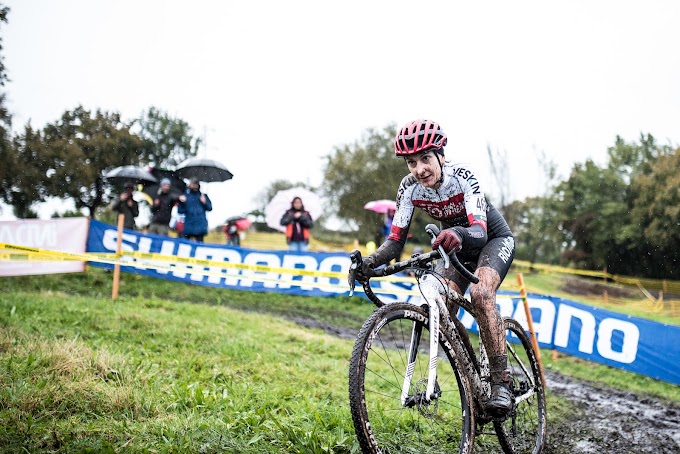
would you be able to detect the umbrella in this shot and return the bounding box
[224,216,252,231]
[142,168,186,202]
[264,187,322,233]
[364,199,397,214]
[176,158,233,183]
[104,165,158,185]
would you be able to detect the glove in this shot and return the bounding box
[348,255,376,286]
[432,228,463,255]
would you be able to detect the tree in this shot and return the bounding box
[0,4,14,217]
[134,106,201,168]
[553,159,629,269]
[504,196,564,265]
[39,106,144,218]
[607,133,672,183]
[322,124,415,242]
[2,124,50,218]
[629,147,680,278]
[554,134,674,276]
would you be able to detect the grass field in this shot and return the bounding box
[1,256,678,452]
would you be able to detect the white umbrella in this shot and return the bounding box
[104,165,158,185]
[264,187,322,233]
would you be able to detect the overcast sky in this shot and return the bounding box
[3,0,679,228]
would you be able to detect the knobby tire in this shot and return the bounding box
[349,302,475,453]
[494,317,548,453]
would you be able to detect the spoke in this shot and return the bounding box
[506,341,534,387]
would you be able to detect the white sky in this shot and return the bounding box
[3,0,679,228]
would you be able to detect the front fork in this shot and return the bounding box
[400,275,446,405]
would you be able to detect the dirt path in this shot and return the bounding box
[544,370,680,454]
[290,316,680,454]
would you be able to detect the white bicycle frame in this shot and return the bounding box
[399,270,504,408]
[400,273,446,404]
[366,223,538,411]
[399,271,538,409]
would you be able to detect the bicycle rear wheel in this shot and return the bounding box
[349,302,474,453]
[494,317,547,453]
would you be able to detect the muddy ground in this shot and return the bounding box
[543,369,680,453]
[289,316,680,453]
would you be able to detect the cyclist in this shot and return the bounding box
[352,119,516,416]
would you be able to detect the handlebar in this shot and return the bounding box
[348,224,480,304]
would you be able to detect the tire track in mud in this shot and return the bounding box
[545,370,680,454]
[290,316,680,454]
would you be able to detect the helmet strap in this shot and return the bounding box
[435,151,445,186]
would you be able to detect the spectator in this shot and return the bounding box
[110,182,139,230]
[148,178,178,236]
[383,208,395,241]
[222,221,240,246]
[177,178,212,242]
[280,196,313,252]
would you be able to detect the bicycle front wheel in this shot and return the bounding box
[494,317,548,453]
[349,302,474,453]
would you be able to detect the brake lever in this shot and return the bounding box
[348,249,362,297]
[425,223,450,269]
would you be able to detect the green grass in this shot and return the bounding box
[0,268,678,452]
[0,288,358,452]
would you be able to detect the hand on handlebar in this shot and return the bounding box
[432,228,463,255]
[354,255,376,285]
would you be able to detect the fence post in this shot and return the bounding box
[516,273,547,388]
[111,213,124,300]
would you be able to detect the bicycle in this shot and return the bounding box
[347,224,547,453]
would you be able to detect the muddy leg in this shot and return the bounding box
[468,267,505,376]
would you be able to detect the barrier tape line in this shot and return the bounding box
[0,243,421,296]
[8,243,675,295]
[512,258,680,293]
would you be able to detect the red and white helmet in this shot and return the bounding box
[394,119,447,156]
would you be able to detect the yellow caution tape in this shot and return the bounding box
[0,242,419,295]
[5,242,678,294]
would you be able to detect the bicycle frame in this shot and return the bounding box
[402,273,443,403]
[401,273,541,425]
[405,271,490,408]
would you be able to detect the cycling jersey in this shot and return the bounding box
[373,161,514,283]
[390,161,511,242]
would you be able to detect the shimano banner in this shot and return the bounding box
[459,293,680,385]
[86,220,680,385]
[86,220,409,302]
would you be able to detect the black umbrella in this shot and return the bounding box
[104,165,158,185]
[142,167,187,201]
[176,158,233,183]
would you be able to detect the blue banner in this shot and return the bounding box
[459,292,680,385]
[87,220,680,385]
[86,220,409,301]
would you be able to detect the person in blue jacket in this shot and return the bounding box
[177,178,212,242]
